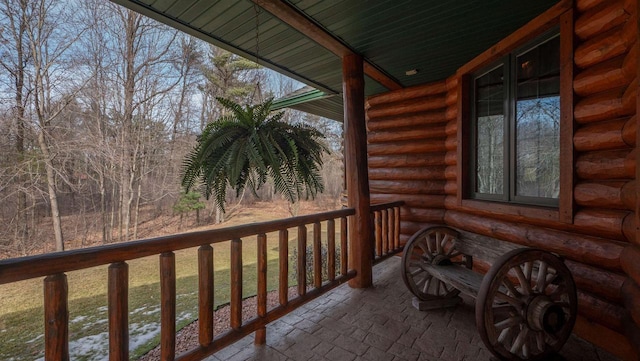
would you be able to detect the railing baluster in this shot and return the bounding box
[327,219,336,282]
[160,252,176,361]
[388,207,395,252]
[231,238,242,330]
[44,273,69,361]
[313,222,322,288]
[108,262,128,360]
[279,229,289,306]
[381,209,388,255]
[255,233,267,345]
[198,245,214,347]
[341,216,348,276]
[374,211,382,258]
[394,206,401,250]
[297,225,307,296]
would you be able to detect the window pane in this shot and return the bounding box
[515,36,560,199]
[475,66,504,195]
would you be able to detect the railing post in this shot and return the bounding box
[341,217,348,276]
[394,206,401,250]
[279,229,289,306]
[374,211,382,258]
[44,273,69,361]
[230,238,243,330]
[108,262,129,361]
[381,209,388,255]
[255,234,267,345]
[343,53,373,288]
[313,222,322,288]
[198,245,214,346]
[327,219,336,281]
[160,252,176,361]
[297,225,307,296]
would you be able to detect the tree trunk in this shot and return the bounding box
[36,130,64,251]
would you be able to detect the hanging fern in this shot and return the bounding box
[181,97,328,212]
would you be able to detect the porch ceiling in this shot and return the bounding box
[110,0,559,120]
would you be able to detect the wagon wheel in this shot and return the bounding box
[476,248,577,361]
[401,226,469,301]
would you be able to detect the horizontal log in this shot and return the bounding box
[622,77,638,111]
[574,180,635,210]
[400,207,445,223]
[367,140,447,156]
[370,193,446,209]
[575,148,634,180]
[575,0,629,40]
[574,87,634,124]
[366,96,447,120]
[444,137,457,152]
[622,114,637,146]
[366,81,447,108]
[445,121,457,136]
[623,212,636,244]
[446,75,458,91]
[444,152,456,165]
[623,39,638,77]
[444,210,625,271]
[366,112,447,131]
[574,117,632,151]
[573,56,628,97]
[576,0,610,13]
[574,315,636,361]
[574,208,631,241]
[621,245,640,286]
[400,220,430,237]
[368,154,446,168]
[367,126,446,144]
[445,91,457,107]
[444,181,457,195]
[369,179,446,195]
[575,16,637,69]
[578,291,626,333]
[444,166,456,180]
[445,106,457,121]
[368,167,446,181]
[622,278,640,327]
[565,260,625,304]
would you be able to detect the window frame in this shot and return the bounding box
[469,30,561,207]
[456,4,574,223]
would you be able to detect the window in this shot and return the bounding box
[470,31,560,207]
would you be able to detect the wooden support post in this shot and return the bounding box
[230,238,242,330]
[297,225,307,296]
[44,273,69,361]
[313,222,322,288]
[160,252,176,361]
[108,262,128,361]
[198,245,214,347]
[327,219,336,281]
[255,233,267,345]
[343,53,373,288]
[279,229,289,306]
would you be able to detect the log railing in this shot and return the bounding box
[0,202,403,361]
[371,201,404,264]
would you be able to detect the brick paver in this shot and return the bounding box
[207,257,620,361]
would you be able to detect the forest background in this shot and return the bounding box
[0,0,345,260]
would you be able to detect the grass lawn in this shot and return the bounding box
[0,207,341,360]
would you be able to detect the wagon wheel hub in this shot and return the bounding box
[526,295,566,334]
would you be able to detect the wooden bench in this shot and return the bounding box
[401,225,577,361]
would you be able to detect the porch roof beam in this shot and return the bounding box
[253,0,403,91]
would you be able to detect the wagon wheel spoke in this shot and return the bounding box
[422,276,433,294]
[535,261,548,293]
[494,315,522,330]
[535,331,545,352]
[417,242,433,261]
[495,291,524,310]
[513,265,532,296]
[502,278,522,298]
[509,327,529,355]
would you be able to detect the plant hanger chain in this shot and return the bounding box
[251,1,263,104]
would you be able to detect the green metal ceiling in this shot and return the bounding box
[110,0,559,121]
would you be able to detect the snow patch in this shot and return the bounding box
[26,334,44,344]
[129,322,161,350]
[70,315,87,324]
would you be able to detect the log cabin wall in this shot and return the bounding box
[366,0,639,359]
